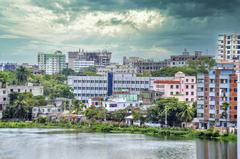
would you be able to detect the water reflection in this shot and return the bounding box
[0,129,237,159]
[196,140,237,159]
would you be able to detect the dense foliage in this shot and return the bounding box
[139,57,216,77]
[3,93,47,120]
[146,98,196,126]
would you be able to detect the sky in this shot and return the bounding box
[0,0,240,64]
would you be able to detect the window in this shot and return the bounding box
[170,92,173,95]
[170,85,173,89]
[191,92,194,95]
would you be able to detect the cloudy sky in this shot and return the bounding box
[0,0,239,64]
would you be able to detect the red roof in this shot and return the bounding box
[153,80,180,84]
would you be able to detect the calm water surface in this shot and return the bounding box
[0,128,237,159]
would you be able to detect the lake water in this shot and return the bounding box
[0,129,237,159]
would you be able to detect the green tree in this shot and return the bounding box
[146,98,191,127]
[61,68,76,76]
[107,109,128,122]
[16,66,30,85]
[177,103,195,122]
[13,95,28,119]
[85,106,107,121]
[72,99,86,114]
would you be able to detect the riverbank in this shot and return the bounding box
[0,121,236,141]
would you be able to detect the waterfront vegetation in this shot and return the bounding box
[0,121,236,141]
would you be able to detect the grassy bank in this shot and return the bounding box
[0,121,236,141]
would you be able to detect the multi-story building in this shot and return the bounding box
[0,63,17,71]
[72,60,95,72]
[68,49,112,70]
[97,64,137,75]
[68,73,167,102]
[169,50,213,67]
[217,33,240,62]
[38,51,66,75]
[197,63,237,128]
[123,56,169,73]
[0,83,44,119]
[32,105,63,119]
[103,97,142,112]
[152,72,197,103]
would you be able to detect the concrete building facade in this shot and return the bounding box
[68,49,112,70]
[123,56,169,73]
[68,73,167,102]
[38,51,66,75]
[217,33,240,62]
[97,64,137,75]
[197,63,237,128]
[0,83,44,119]
[169,50,212,67]
[152,72,197,103]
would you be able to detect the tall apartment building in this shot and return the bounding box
[123,56,169,73]
[197,63,237,128]
[68,49,112,70]
[38,51,66,75]
[68,73,168,102]
[169,50,213,67]
[217,33,240,62]
[152,72,196,103]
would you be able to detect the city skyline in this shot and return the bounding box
[0,0,240,64]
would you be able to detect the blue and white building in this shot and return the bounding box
[68,73,167,102]
[197,63,237,128]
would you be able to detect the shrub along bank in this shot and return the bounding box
[0,121,236,141]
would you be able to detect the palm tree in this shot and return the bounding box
[16,66,30,85]
[14,96,28,120]
[62,100,71,111]
[178,103,195,123]
[221,102,229,128]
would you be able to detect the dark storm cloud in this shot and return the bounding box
[1,0,240,63]
[31,0,240,18]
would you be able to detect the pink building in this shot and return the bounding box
[152,72,196,103]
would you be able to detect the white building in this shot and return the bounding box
[97,64,137,75]
[73,60,95,72]
[0,83,44,119]
[217,33,240,62]
[38,51,66,75]
[7,85,44,96]
[68,73,169,102]
[32,105,62,118]
[103,97,142,112]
